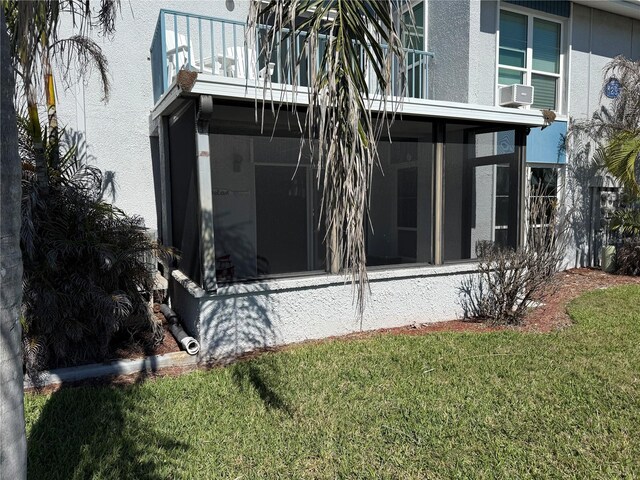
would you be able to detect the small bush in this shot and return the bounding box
[616,239,640,275]
[20,117,167,373]
[459,186,570,326]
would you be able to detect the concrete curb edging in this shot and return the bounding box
[24,351,198,390]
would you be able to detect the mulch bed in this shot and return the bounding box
[363,268,640,338]
[109,304,181,361]
[522,268,640,332]
[35,268,639,392]
[128,268,640,359]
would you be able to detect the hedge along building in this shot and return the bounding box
[55,0,640,362]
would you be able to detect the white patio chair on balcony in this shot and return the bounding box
[165,30,193,82]
[166,29,223,81]
[217,46,275,81]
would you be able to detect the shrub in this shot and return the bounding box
[459,186,571,326]
[616,239,640,275]
[19,117,166,373]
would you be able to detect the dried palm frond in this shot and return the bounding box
[247,0,412,314]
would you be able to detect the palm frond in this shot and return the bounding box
[600,130,640,195]
[247,0,410,313]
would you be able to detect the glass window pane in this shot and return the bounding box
[495,196,510,226]
[530,167,558,196]
[498,68,523,86]
[444,124,519,262]
[499,11,527,68]
[496,165,510,196]
[367,122,433,266]
[403,1,424,49]
[533,18,560,74]
[494,228,509,248]
[531,74,557,110]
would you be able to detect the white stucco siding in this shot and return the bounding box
[562,3,640,268]
[427,0,471,103]
[54,1,252,232]
[172,264,475,362]
[568,3,640,120]
[468,0,499,106]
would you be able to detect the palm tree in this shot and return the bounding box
[577,56,640,195]
[0,7,26,478]
[247,0,412,312]
[3,0,118,194]
[1,3,120,477]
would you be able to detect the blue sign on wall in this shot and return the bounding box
[604,78,621,99]
[526,121,567,165]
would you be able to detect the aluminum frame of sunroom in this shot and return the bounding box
[149,83,546,294]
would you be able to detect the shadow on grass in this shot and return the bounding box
[231,358,293,416]
[27,377,188,480]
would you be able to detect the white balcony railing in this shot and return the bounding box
[151,9,434,103]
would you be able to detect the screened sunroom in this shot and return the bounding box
[152,99,537,291]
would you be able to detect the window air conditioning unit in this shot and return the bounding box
[499,84,534,107]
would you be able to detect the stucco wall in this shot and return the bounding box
[55,1,253,233]
[468,0,499,105]
[172,263,476,362]
[564,3,640,267]
[427,0,471,103]
[569,3,640,119]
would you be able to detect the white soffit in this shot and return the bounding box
[573,0,640,20]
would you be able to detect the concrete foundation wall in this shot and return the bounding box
[172,264,475,362]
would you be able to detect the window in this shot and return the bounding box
[498,9,562,111]
[401,1,427,99]
[528,166,559,229]
[444,125,521,262]
[211,134,325,282]
[367,121,434,266]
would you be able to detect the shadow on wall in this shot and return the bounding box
[565,126,601,268]
[199,208,280,361]
[62,129,118,203]
[27,373,188,479]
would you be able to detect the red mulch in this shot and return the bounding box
[35,268,640,392]
[359,268,640,338]
[109,304,181,361]
[521,267,640,332]
[95,269,640,361]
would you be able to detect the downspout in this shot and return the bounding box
[159,304,200,355]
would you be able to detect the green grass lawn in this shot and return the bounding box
[25,286,640,479]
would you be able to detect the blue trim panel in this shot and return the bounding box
[526,120,567,164]
[504,1,570,18]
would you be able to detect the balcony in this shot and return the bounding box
[150,9,434,104]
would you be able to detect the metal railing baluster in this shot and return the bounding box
[233,24,238,77]
[222,22,227,76]
[198,18,203,72]
[214,20,216,75]
[186,16,192,68]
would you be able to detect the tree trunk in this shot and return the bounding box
[0,7,27,480]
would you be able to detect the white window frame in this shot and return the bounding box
[496,5,567,114]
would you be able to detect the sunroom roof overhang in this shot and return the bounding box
[149,75,545,134]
